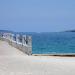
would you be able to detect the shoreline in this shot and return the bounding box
[32,53,75,57]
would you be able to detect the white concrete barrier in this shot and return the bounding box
[0,32,32,55]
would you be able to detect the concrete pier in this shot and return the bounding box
[0,32,32,55]
[0,40,75,75]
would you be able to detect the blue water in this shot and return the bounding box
[31,32,75,54]
[14,32,75,54]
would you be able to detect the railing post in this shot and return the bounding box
[11,34,14,42]
[26,36,32,55]
[16,34,19,44]
[27,36,32,47]
[22,35,26,46]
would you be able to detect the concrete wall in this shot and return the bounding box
[0,32,32,55]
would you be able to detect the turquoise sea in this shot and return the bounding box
[31,32,75,54]
[14,32,75,54]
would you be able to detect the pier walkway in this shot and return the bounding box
[0,40,27,56]
[0,40,75,75]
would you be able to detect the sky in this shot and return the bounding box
[0,0,75,32]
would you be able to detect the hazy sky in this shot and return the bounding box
[0,0,75,32]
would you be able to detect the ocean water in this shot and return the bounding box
[31,32,75,54]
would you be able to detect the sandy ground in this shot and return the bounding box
[0,40,75,75]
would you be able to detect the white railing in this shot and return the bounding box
[0,32,32,55]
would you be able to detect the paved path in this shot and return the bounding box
[0,40,27,56]
[0,40,75,75]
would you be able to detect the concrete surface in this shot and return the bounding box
[0,40,75,75]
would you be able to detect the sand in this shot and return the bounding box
[0,40,75,75]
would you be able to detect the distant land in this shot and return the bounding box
[0,30,75,34]
[0,30,13,33]
[65,30,75,32]
[0,30,37,35]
